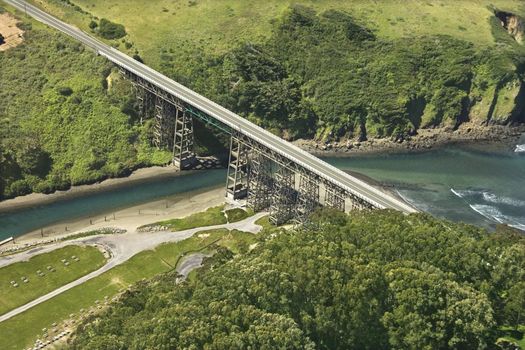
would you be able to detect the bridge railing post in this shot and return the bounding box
[225,136,249,201]
[247,152,273,212]
[172,108,196,170]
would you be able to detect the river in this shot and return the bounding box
[0,143,524,240]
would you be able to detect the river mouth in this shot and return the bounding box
[325,144,525,232]
[1,144,523,240]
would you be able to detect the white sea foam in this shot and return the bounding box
[450,188,479,199]
[481,192,525,207]
[515,144,525,153]
[469,204,525,231]
[451,188,525,208]
[469,204,506,224]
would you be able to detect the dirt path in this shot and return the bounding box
[0,12,24,51]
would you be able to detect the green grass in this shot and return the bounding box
[225,207,253,223]
[0,228,257,350]
[142,205,227,231]
[0,245,106,316]
[30,0,525,70]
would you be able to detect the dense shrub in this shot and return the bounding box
[0,19,167,199]
[98,18,126,39]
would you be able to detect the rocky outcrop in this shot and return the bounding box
[495,10,525,44]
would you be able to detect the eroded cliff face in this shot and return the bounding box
[495,10,525,44]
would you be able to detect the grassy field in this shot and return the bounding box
[0,228,258,350]
[0,245,106,316]
[141,205,253,231]
[28,0,525,69]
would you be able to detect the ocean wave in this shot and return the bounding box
[515,144,525,153]
[481,192,525,207]
[450,188,480,199]
[469,204,525,231]
[451,188,525,207]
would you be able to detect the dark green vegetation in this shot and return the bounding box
[70,210,525,349]
[96,18,126,40]
[152,5,525,140]
[0,32,4,45]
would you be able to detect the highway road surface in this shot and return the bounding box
[5,0,417,213]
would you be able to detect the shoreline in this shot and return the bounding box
[0,165,191,214]
[12,185,225,245]
[295,123,525,157]
[0,124,523,221]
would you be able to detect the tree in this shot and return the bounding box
[504,282,525,329]
[382,267,495,350]
[88,20,98,30]
[0,33,5,45]
[98,18,126,39]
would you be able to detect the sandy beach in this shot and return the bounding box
[13,185,225,244]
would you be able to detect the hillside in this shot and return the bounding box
[2,0,525,198]
[0,4,173,199]
[69,210,525,349]
[29,0,525,141]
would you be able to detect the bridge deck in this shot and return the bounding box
[6,0,417,213]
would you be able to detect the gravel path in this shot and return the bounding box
[0,213,266,323]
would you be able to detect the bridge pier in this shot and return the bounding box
[225,137,249,201]
[349,193,375,210]
[324,183,346,212]
[247,152,273,212]
[154,96,175,149]
[269,166,296,225]
[134,85,154,124]
[294,171,320,224]
[172,108,196,170]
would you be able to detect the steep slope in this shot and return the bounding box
[0,4,170,199]
[30,0,525,141]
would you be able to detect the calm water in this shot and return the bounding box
[0,170,226,240]
[0,143,524,240]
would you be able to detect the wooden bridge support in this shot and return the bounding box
[349,193,375,210]
[247,152,273,212]
[134,85,154,124]
[324,183,346,212]
[269,166,296,225]
[294,172,320,225]
[154,96,175,149]
[226,137,249,201]
[172,108,196,170]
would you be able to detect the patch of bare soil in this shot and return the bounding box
[0,12,24,51]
